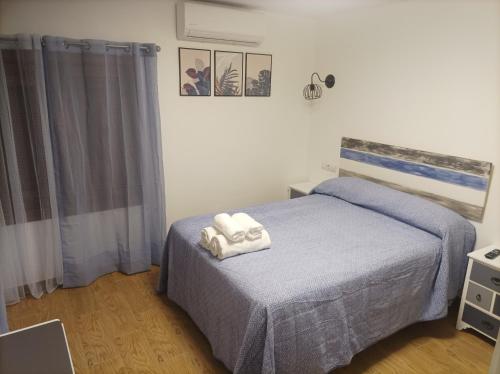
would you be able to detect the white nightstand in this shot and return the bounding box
[288,177,336,199]
[456,245,500,374]
[288,181,319,199]
[457,245,500,340]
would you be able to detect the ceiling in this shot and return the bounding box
[202,0,401,16]
[0,0,405,17]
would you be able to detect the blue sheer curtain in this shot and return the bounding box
[43,36,166,287]
[0,34,63,333]
[0,34,165,331]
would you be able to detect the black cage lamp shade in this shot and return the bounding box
[303,72,335,100]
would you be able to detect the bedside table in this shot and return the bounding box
[288,181,318,199]
[457,245,500,341]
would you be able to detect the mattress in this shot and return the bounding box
[158,177,475,373]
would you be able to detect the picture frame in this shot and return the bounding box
[214,50,243,97]
[245,53,272,97]
[178,47,211,96]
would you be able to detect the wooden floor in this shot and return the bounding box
[7,267,494,373]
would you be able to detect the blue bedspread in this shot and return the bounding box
[158,177,475,373]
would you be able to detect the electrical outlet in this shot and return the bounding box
[321,161,337,173]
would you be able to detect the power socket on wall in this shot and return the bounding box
[321,161,337,173]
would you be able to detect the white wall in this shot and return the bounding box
[0,0,316,223]
[308,1,500,247]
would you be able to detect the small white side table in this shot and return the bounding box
[288,177,337,199]
[457,245,500,338]
[455,245,500,374]
[288,181,320,199]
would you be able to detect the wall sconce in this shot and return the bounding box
[303,73,335,100]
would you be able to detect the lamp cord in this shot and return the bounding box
[310,72,325,85]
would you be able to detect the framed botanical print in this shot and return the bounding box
[214,50,243,97]
[245,53,272,97]
[179,47,211,96]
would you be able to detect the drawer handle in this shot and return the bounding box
[491,277,500,286]
[476,294,482,302]
[481,320,494,330]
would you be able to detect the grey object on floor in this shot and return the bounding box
[158,177,475,374]
[0,320,74,374]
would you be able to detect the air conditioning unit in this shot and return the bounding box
[176,1,266,46]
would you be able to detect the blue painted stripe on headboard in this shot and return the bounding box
[340,148,489,191]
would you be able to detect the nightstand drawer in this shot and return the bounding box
[466,282,493,311]
[470,262,500,293]
[463,304,500,339]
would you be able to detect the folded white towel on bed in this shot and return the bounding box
[213,213,246,242]
[200,226,219,251]
[232,213,264,240]
[210,229,271,260]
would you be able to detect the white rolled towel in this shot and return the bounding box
[232,213,264,240]
[200,226,219,251]
[213,213,245,242]
[210,229,271,260]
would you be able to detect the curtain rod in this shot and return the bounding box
[0,36,161,52]
[56,41,161,53]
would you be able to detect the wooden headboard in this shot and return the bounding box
[339,137,493,222]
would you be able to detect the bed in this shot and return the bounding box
[158,138,492,373]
